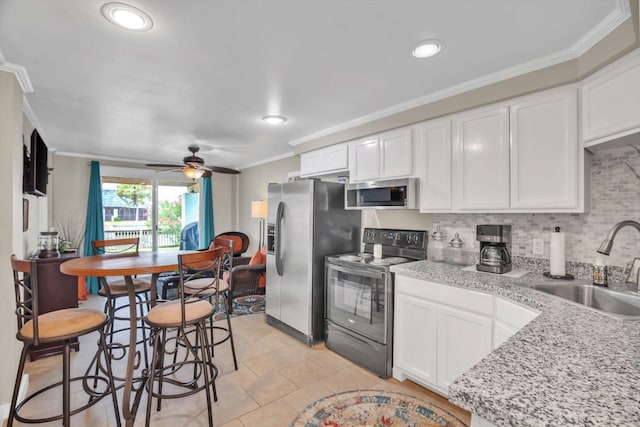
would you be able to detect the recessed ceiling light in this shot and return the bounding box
[262,115,287,125]
[101,2,153,31]
[412,39,443,58]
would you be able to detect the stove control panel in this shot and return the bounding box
[363,228,427,250]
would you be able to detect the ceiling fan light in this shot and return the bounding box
[183,167,205,180]
[101,2,153,31]
[262,115,287,125]
[412,39,443,58]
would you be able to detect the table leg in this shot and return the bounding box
[121,274,146,427]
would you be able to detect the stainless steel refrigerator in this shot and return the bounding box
[266,180,361,345]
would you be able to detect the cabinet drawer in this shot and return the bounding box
[396,276,493,316]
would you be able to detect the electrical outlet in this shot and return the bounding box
[532,238,544,255]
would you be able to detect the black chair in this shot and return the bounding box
[214,231,250,256]
[143,247,224,426]
[8,255,121,427]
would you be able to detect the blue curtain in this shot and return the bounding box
[83,161,104,294]
[201,176,214,249]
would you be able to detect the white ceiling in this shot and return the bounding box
[0,0,629,171]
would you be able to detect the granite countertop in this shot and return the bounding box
[391,260,640,426]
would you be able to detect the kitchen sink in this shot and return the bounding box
[528,283,640,319]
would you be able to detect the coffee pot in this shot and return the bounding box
[480,245,511,267]
[476,225,512,274]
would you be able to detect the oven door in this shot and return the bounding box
[325,261,389,343]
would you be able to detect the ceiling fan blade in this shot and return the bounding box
[206,165,241,175]
[146,163,185,168]
[155,168,182,175]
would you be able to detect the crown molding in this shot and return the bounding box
[239,150,295,170]
[0,50,33,93]
[572,0,631,56]
[289,0,631,147]
[54,151,152,165]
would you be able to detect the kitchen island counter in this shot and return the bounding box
[391,260,640,426]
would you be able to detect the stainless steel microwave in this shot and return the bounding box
[345,178,418,209]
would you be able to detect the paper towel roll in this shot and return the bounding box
[549,228,566,276]
[373,244,382,259]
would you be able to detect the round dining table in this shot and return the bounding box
[60,250,192,427]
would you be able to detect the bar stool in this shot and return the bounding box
[196,237,238,370]
[143,248,224,426]
[92,237,152,367]
[8,255,121,427]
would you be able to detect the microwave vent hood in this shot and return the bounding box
[345,178,418,210]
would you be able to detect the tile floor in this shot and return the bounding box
[9,295,470,427]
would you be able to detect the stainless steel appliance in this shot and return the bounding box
[324,228,427,378]
[266,180,361,345]
[345,178,418,210]
[476,224,512,274]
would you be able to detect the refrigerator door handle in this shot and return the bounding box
[275,201,284,276]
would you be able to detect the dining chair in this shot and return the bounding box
[143,247,224,426]
[214,231,250,256]
[8,255,121,427]
[92,237,152,367]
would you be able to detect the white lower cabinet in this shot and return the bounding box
[393,277,540,398]
[436,305,492,391]
[394,293,438,385]
[393,276,493,397]
[493,296,540,349]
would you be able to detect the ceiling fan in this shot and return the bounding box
[146,144,241,179]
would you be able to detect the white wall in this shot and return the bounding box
[210,172,235,236]
[238,156,301,254]
[50,154,91,253]
[0,70,25,412]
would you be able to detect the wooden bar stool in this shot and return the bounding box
[92,237,152,368]
[8,255,121,427]
[143,248,224,426]
[195,237,238,370]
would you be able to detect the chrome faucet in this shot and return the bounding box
[597,220,640,290]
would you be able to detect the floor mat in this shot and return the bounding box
[290,389,469,427]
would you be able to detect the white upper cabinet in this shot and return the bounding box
[349,137,380,181]
[510,88,579,209]
[380,129,413,179]
[582,49,640,147]
[416,119,452,212]
[299,143,349,178]
[453,106,510,210]
[349,128,413,182]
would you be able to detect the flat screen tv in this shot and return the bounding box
[23,129,48,197]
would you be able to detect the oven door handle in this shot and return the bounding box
[327,263,385,280]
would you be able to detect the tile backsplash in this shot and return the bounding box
[433,144,640,275]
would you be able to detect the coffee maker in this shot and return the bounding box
[476,225,512,274]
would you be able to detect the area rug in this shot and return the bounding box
[213,294,265,320]
[290,390,468,427]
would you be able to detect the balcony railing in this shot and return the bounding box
[104,228,180,249]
